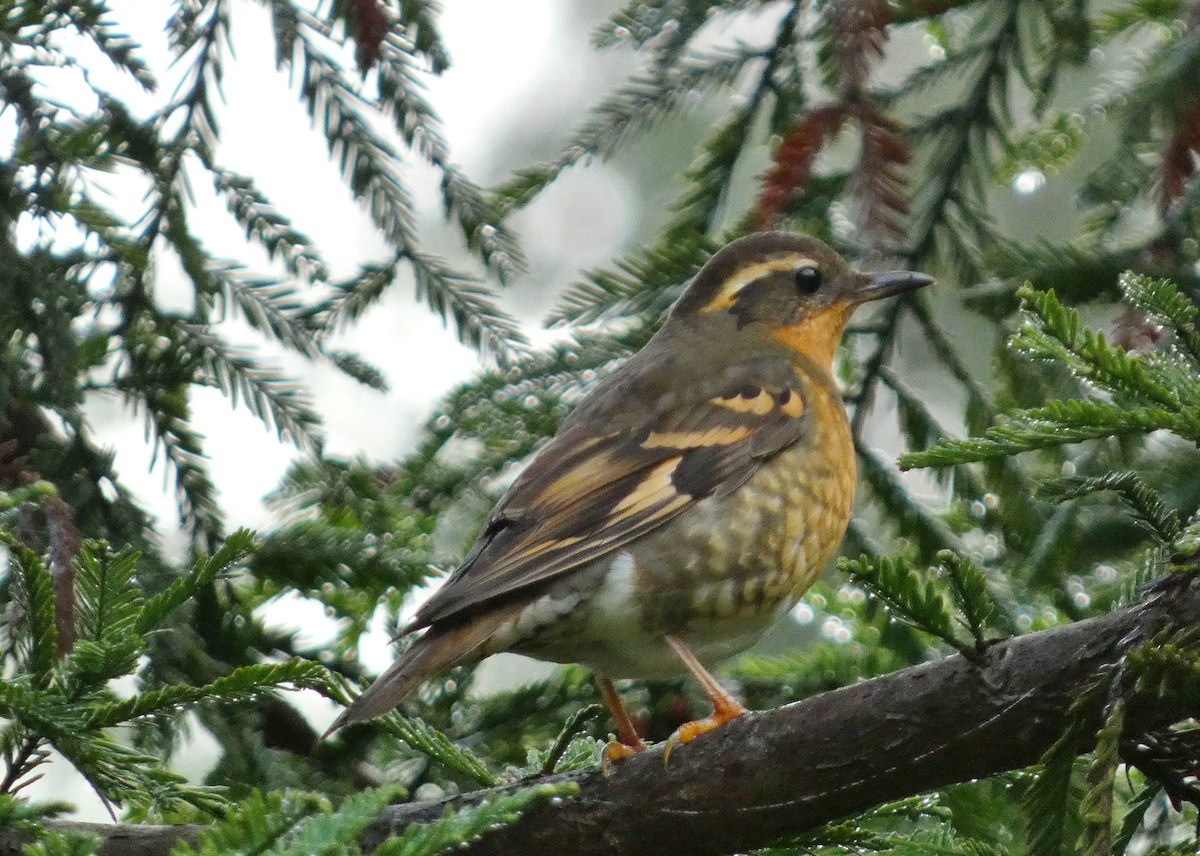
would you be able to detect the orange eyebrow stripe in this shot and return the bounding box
[642,425,753,449]
[711,389,774,415]
[698,255,818,314]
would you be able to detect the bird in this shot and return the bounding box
[327,231,933,760]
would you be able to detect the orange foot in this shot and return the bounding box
[596,677,648,774]
[663,693,747,764]
[601,738,647,774]
[662,634,749,765]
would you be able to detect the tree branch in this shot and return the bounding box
[5,584,1197,856]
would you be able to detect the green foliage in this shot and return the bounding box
[171,790,331,856]
[1112,785,1161,856]
[997,113,1086,183]
[1079,699,1124,856]
[22,828,103,856]
[0,533,331,817]
[374,782,578,856]
[0,793,73,834]
[904,280,1200,470]
[136,530,256,634]
[856,448,963,559]
[0,0,524,549]
[903,399,1187,466]
[87,660,327,730]
[535,704,604,775]
[762,793,1003,855]
[69,544,144,680]
[839,553,1001,659]
[548,237,718,326]
[1125,639,1200,706]
[449,666,601,766]
[938,550,998,650]
[1,532,60,687]
[267,785,406,856]
[495,49,757,216]
[0,794,96,854]
[374,713,498,788]
[898,271,1200,852]
[735,636,906,706]
[1022,722,1082,856]
[1039,472,1182,546]
[841,555,960,648]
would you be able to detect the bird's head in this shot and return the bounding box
[670,232,934,369]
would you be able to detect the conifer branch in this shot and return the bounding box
[670,1,800,238]
[282,14,522,359]
[9,1,1200,850]
[756,106,849,229]
[902,0,1033,270]
[494,47,762,214]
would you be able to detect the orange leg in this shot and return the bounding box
[663,634,748,762]
[597,677,646,769]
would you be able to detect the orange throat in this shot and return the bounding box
[769,302,854,369]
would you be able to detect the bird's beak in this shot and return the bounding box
[852,270,935,304]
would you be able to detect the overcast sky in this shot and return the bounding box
[69,0,633,552]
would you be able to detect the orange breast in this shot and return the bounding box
[739,380,855,603]
[623,369,856,630]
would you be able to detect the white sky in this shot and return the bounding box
[77,0,634,551]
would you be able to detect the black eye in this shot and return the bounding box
[794,266,822,294]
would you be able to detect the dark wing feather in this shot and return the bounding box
[409,369,814,629]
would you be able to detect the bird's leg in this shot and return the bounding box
[663,634,747,761]
[597,677,646,768]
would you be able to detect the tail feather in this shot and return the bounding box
[324,609,515,736]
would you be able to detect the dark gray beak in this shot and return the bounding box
[854,270,935,304]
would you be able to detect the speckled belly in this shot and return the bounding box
[508,390,857,679]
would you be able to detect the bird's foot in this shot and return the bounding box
[601,737,647,775]
[662,694,747,765]
[661,633,749,765]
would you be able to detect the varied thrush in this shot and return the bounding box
[328,232,933,759]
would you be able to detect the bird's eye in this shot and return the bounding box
[794,266,822,294]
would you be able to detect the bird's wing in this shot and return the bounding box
[409,367,819,629]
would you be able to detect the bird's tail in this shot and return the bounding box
[324,608,516,736]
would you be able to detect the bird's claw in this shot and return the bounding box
[662,703,747,766]
[601,738,646,775]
